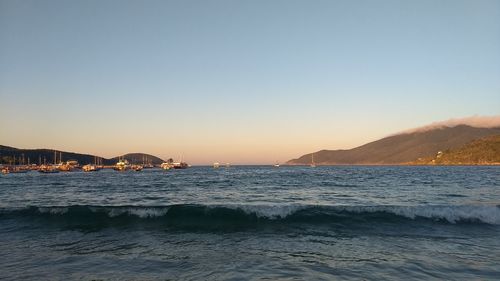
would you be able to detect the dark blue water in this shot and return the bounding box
[1,166,499,280]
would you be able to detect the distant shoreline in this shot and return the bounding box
[283,163,500,167]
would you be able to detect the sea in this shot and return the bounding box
[0,166,499,280]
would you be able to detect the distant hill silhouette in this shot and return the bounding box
[410,135,500,165]
[287,125,500,165]
[0,146,165,165]
[110,153,164,165]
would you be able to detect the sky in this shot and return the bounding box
[1,0,499,164]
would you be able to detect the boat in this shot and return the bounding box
[114,158,131,171]
[142,156,154,169]
[172,162,188,169]
[94,156,104,170]
[38,165,60,173]
[160,162,172,170]
[274,161,280,167]
[310,153,316,168]
[213,162,220,168]
[170,155,189,169]
[38,150,61,173]
[2,166,29,174]
[2,154,31,174]
[131,165,143,171]
[160,157,188,170]
[82,164,99,172]
[59,160,80,172]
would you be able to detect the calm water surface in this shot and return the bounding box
[0,166,499,280]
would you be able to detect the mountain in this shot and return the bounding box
[0,146,165,165]
[0,146,111,165]
[110,153,164,165]
[287,125,500,165]
[410,135,500,165]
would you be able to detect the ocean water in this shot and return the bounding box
[0,166,499,280]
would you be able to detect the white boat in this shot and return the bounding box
[213,162,220,168]
[38,165,60,173]
[114,157,131,171]
[172,162,188,169]
[160,162,172,170]
[82,164,99,172]
[59,160,79,172]
[131,164,143,171]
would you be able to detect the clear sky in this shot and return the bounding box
[1,0,499,164]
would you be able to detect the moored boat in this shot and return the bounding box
[38,165,60,173]
[160,162,172,170]
[1,166,29,174]
[82,164,100,172]
[172,162,188,169]
[59,160,80,172]
[114,158,131,171]
[310,153,316,168]
[131,165,143,171]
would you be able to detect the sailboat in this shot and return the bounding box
[172,155,188,169]
[310,153,316,168]
[39,150,60,173]
[83,156,101,172]
[2,155,29,174]
[114,156,131,171]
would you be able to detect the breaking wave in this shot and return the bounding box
[1,204,499,226]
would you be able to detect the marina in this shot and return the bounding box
[0,150,189,174]
[0,160,189,174]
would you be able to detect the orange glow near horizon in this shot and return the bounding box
[3,115,500,164]
[0,127,381,165]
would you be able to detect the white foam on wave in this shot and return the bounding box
[226,204,305,219]
[31,204,500,224]
[123,207,171,218]
[90,207,171,218]
[394,205,500,224]
[35,206,171,218]
[219,204,500,224]
[338,205,500,225]
[228,203,500,224]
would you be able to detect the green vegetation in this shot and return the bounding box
[411,135,500,165]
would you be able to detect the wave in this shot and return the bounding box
[1,204,499,227]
